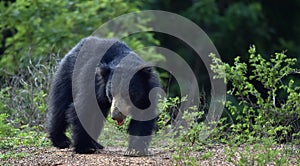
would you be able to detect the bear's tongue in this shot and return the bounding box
[117,119,125,126]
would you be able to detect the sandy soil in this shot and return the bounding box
[1,145,299,165]
[1,146,234,166]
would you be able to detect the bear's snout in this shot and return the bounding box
[111,108,127,126]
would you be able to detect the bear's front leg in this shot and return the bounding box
[125,119,155,156]
[125,135,152,156]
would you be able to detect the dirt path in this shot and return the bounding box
[1,146,233,165]
[2,145,299,165]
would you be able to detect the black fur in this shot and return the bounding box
[47,36,159,155]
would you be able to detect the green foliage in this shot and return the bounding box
[155,96,207,165]
[0,113,49,150]
[156,96,184,131]
[171,144,198,166]
[152,0,300,62]
[0,54,58,126]
[156,96,299,165]
[0,114,17,139]
[210,45,300,143]
[0,113,48,159]
[169,110,206,166]
[157,55,300,164]
[224,138,299,165]
[0,87,10,114]
[0,151,31,160]
[183,0,218,26]
[0,0,149,73]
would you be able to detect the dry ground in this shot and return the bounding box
[1,146,233,165]
[1,145,299,165]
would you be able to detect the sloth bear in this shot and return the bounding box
[47,36,159,156]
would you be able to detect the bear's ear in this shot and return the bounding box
[95,67,101,75]
[140,67,153,79]
[96,64,110,79]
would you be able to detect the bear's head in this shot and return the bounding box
[96,64,157,126]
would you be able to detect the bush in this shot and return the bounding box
[0,54,57,127]
[0,113,48,150]
[210,45,300,143]
[0,0,159,74]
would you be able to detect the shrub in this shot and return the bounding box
[210,45,300,143]
[0,54,58,127]
[0,0,159,74]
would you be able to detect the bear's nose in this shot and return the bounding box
[111,108,126,120]
[111,108,127,126]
